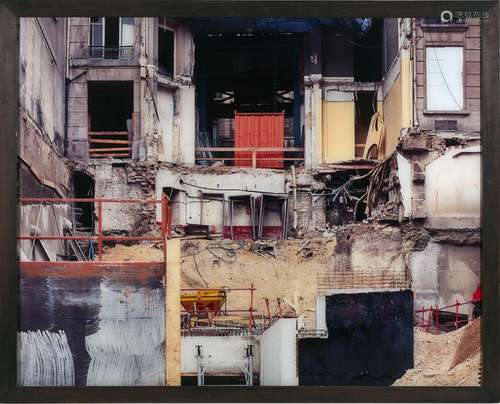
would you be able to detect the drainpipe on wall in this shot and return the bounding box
[411,18,419,128]
[65,71,87,158]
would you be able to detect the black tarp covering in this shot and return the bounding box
[299,289,414,386]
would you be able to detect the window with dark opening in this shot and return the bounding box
[89,17,134,59]
[194,31,302,168]
[88,81,133,158]
[158,22,174,76]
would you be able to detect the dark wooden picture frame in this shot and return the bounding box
[0,1,498,402]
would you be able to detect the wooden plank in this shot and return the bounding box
[88,131,129,136]
[89,139,130,145]
[89,153,130,158]
[165,237,181,386]
[195,157,304,161]
[89,147,131,152]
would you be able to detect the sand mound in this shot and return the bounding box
[102,244,164,262]
[393,320,481,386]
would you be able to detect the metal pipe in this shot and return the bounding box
[20,197,162,204]
[97,201,103,261]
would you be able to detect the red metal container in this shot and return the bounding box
[234,112,285,168]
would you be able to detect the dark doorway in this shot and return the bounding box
[355,91,376,157]
[73,171,95,232]
[88,81,133,132]
[87,81,134,158]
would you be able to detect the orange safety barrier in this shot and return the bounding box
[18,195,172,261]
[415,299,480,332]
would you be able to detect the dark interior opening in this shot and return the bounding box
[355,91,376,157]
[105,17,120,49]
[73,171,95,231]
[353,19,383,81]
[88,81,133,131]
[194,31,303,166]
[88,81,133,158]
[158,26,175,76]
[182,375,259,386]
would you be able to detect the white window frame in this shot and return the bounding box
[425,46,464,112]
[88,17,135,59]
[89,17,104,58]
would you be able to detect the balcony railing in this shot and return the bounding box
[89,131,131,158]
[73,46,138,60]
[195,147,304,169]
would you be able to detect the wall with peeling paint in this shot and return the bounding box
[156,168,286,233]
[424,147,481,228]
[322,100,355,162]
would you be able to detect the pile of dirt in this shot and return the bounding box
[101,237,337,325]
[393,319,481,386]
[179,238,336,326]
[101,243,164,262]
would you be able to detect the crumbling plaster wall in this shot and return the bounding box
[18,18,73,261]
[155,167,287,230]
[20,18,67,153]
[391,130,481,310]
[410,240,480,312]
[155,21,196,165]
[397,130,480,227]
[19,17,71,192]
[287,169,327,234]
[81,162,158,234]
[327,224,406,276]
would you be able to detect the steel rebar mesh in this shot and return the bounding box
[316,265,410,294]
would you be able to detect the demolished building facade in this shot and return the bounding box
[18,16,482,386]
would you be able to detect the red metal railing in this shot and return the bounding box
[18,195,172,261]
[415,299,480,333]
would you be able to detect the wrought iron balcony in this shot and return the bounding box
[76,46,137,60]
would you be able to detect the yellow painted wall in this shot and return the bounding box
[382,55,413,158]
[401,57,413,129]
[322,101,355,162]
[382,74,403,157]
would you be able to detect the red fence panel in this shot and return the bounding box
[234,112,285,168]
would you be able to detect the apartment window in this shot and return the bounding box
[158,20,174,76]
[89,17,104,57]
[426,47,464,111]
[89,17,135,59]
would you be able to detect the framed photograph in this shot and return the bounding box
[0,0,499,402]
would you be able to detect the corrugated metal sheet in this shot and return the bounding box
[234,112,285,169]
